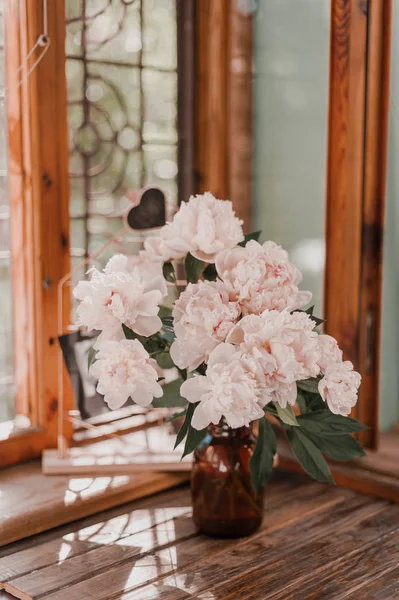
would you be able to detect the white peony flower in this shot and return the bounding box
[105,253,164,282]
[91,339,163,410]
[227,310,320,408]
[318,361,361,416]
[170,281,241,371]
[317,334,343,373]
[140,192,244,264]
[180,344,267,430]
[73,254,167,344]
[215,240,312,314]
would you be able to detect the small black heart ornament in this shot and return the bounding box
[125,187,167,231]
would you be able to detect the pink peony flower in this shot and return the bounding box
[91,339,163,410]
[140,192,244,264]
[215,240,312,314]
[317,334,343,373]
[318,361,361,416]
[170,281,241,371]
[227,310,320,408]
[73,254,167,344]
[180,344,267,430]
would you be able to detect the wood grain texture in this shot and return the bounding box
[0,460,188,547]
[0,429,44,470]
[5,0,38,422]
[227,3,252,228]
[2,0,73,467]
[1,474,397,600]
[196,0,230,199]
[356,0,392,447]
[325,0,393,448]
[42,482,358,600]
[131,495,384,600]
[277,436,399,502]
[217,504,399,599]
[324,0,367,369]
[360,566,399,600]
[195,0,253,227]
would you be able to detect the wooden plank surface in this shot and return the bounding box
[1,473,397,600]
[0,460,188,547]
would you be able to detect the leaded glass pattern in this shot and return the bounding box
[66,0,178,269]
[0,0,15,422]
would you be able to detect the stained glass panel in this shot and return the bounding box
[66,0,178,271]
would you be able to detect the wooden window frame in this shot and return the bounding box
[2,0,397,505]
[1,0,196,469]
[324,0,392,450]
[1,0,73,468]
[196,1,398,500]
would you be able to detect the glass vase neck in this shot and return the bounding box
[208,418,252,438]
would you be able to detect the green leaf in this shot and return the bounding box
[275,404,299,426]
[158,305,173,319]
[306,432,366,461]
[296,392,307,415]
[311,316,325,328]
[165,409,187,423]
[152,378,187,408]
[297,378,321,394]
[202,263,218,282]
[182,423,208,458]
[296,306,325,328]
[297,411,368,436]
[162,262,176,283]
[161,315,174,332]
[177,367,187,381]
[174,402,196,449]
[238,231,262,247]
[122,323,136,340]
[249,417,276,492]
[156,352,175,369]
[303,391,326,412]
[185,253,205,284]
[195,363,207,376]
[173,402,208,456]
[287,428,334,484]
[159,329,175,345]
[87,347,98,370]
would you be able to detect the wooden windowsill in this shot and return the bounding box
[0,460,188,547]
[277,432,399,503]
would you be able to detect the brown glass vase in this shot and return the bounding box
[191,419,264,538]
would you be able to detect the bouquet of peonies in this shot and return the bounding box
[74,192,366,490]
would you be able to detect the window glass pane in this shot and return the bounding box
[0,1,15,423]
[66,0,178,280]
[380,1,399,432]
[253,0,330,315]
[65,0,178,420]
